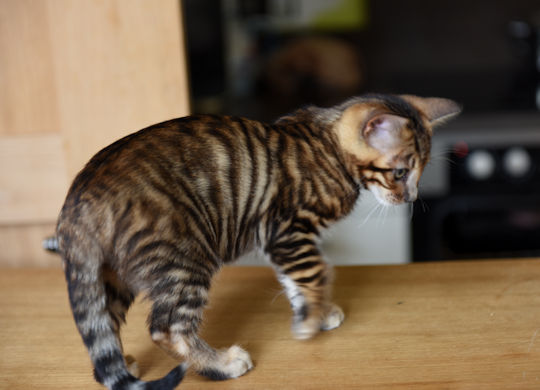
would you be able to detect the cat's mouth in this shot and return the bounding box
[370,185,416,206]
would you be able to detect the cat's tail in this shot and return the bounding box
[42,235,59,253]
[96,363,188,390]
[62,251,187,390]
[137,364,188,390]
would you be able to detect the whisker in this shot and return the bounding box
[377,204,386,227]
[271,288,286,304]
[430,146,453,157]
[359,203,381,227]
[376,203,385,222]
[408,202,414,222]
[428,152,457,166]
[376,204,389,228]
[431,157,456,167]
[430,146,454,158]
[418,196,429,213]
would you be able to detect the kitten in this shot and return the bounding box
[55,94,460,389]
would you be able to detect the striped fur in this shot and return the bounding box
[56,94,460,389]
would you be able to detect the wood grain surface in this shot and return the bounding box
[1,259,540,389]
[0,0,190,266]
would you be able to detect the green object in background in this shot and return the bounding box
[312,0,369,30]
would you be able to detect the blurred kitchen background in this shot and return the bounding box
[1,0,540,266]
[184,0,540,264]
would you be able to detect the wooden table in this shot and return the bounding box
[2,259,540,389]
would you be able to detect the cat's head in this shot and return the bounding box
[333,94,461,205]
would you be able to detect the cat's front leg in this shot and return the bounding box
[277,272,345,339]
[268,229,344,339]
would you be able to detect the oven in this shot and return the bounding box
[412,113,540,261]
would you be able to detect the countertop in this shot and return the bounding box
[1,259,540,389]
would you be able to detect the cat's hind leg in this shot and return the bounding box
[63,254,145,388]
[147,262,253,381]
[101,266,138,377]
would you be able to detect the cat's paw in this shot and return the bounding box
[292,304,344,339]
[321,303,344,331]
[199,345,253,380]
[222,345,253,378]
[292,316,320,340]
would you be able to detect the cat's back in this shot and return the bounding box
[64,114,262,199]
[56,114,273,253]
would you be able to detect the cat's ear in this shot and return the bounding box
[400,95,462,127]
[363,114,408,152]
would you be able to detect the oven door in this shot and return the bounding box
[412,194,540,261]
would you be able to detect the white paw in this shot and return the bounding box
[321,304,344,331]
[292,316,320,340]
[221,345,253,378]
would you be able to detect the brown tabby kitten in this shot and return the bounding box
[55,94,460,389]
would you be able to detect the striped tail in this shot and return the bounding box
[140,365,188,390]
[63,256,187,390]
[98,363,188,390]
[95,363,187,390]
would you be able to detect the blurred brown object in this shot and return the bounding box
[262,37,364,107]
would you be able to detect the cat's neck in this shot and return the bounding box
[274,105,341,128]
[273,106,361,215]
[276,105,371,187]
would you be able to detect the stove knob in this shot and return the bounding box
[466,149,495,180]
[503,147,531,178]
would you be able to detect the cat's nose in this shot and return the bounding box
[404,188,417,202]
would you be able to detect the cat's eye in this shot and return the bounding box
[393,168,408,180]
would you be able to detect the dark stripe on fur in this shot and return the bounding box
[111,200,134,247]
[111,373,138,390]
[277,248,319,266]
[93,350,125,379]
[144,364,188,390]
[284,259,322,274]
[198,368,230,381]
[294,269,324,285]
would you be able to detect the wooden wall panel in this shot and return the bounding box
[46,0,190,178]
[0,134,68,224]
[0,0,61,136]
[0,0,190,266]
[0,224,60,268]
